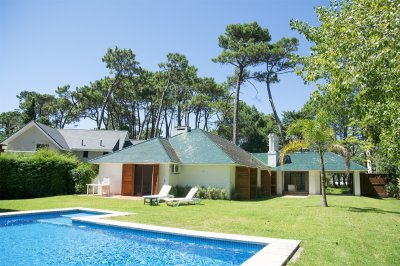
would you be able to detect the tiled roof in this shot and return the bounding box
[90,138,180,164]
[91,128,270,169]
[261,151,368,171]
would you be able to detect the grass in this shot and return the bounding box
[1,195,399,265]
[326,186,352,195]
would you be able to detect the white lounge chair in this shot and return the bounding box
[143,185,172,205]
[164,187,201,207]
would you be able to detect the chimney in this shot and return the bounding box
[100,140,103,146]
[81,140,84,146]
[267,133,280,167]
[173,126,191,136]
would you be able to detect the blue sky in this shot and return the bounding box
[0,0,329,128]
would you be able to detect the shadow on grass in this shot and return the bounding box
[0,209,19,213]
[348,207,400,215]
[230,196,280,202]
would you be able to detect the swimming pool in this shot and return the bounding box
[0,208,300,265]
[0,209,264,265]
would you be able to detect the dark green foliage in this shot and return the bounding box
[216,101,278,152]
[170,185,228,200]
[0,149,80,199]
[0,110,23,141]
[23,98,36,124]
[386,177,399,199]
[70,163,98,194]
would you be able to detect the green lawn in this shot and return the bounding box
[0,195,399,265]
[326,186,352,195]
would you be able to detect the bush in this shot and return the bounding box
[387,177,399,199]
[0,149,84,199]
[170,185,228,200]
[70,164,98,194]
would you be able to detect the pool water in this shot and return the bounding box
[0,211,265,265]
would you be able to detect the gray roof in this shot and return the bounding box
[1,121,129,152]
[35,122,69,149]
[91,128,269,169]
[58,129,128,151]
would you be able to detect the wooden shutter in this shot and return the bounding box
[152,165,159,195]
[121,164,134,196]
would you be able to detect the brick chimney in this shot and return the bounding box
[267,133,280,167]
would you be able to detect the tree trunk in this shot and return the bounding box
[177,104,182,126]
[136,107,141,139]
[195,110,200,128]
[318,149,328,207]
[97,76,120,129]
[266,74,284,143]
[138,107,150,140]
[233,68,243,145]
[164,109,169,137]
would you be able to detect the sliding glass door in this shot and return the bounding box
[284,172,308,193]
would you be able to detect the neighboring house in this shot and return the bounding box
[91,129,368,199]
[0,121,136,162]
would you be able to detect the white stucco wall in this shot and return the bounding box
[353,171,361,196]
[276,171,283,195]
[157,164,171,193]
[7,126,59,151]
[309,170,321,195]
[169,164,232,197]
[97,163,123,195]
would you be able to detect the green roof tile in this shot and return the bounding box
[91,128,269,169]
[90,138,179,164]
[268,152,367,171]
[168,129,234,164]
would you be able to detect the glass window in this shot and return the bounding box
[83,151,89,158]
[36,144,49,150]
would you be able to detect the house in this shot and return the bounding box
[252,134,368,196]
[90,127,268,199]
[91,129,368,199]
[0,121,135,162]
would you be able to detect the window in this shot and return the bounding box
[36,144,49,150]
[83,151,89,158]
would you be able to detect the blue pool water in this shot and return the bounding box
[0,211,265,265]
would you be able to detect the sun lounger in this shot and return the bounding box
[143,185,172,205]
[164,187,201,207]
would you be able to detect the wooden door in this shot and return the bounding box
[250,168,257,199]
[152,165,159,195]
[235,167,250,200]
[261,170,271,195]
[121,164,134,196]
[271,171,277,195]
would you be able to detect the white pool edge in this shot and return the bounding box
[0,208,300,266]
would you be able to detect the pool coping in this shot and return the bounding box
[0,207,300,266]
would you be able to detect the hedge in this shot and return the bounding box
[170,185,228,200]
[0,149,94,199]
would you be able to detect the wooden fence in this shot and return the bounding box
[360,173,388,198]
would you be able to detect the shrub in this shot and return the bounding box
[0,149,81,199]
[170,185,228,200]
[387,177,399,199]
[70,164,98,194]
